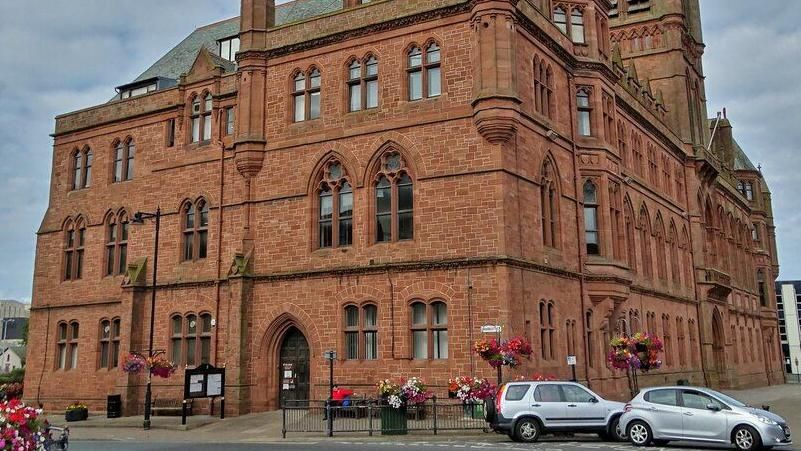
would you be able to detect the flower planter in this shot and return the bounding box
[463,403,484,419]
[65,407,88,422]
[380,405,408,435]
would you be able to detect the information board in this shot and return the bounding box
[183,363,226,399]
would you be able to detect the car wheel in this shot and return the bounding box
[483,398,497,424]
[514,418,541,443]
[627,420,652,447]
[653,439,670,446]
[733,425,762,451]
[611,416,627,441]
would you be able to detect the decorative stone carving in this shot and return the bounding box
[228,251,253,277]
[122,257,147,287]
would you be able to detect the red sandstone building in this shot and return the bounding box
[26,0,783,415]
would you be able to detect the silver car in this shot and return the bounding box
[484,380,626,443]
[620,386,792,450]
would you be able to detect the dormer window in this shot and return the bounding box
[120,83,156,99]
[737,180,754,201]
[219,36,240,62]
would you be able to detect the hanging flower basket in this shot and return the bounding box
[473,336,533,369]
[607,332,663,372]
[447,376,496,403]
[121,351,177,378]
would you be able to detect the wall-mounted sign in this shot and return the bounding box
[480,325,502,334]
[567,355,577,366]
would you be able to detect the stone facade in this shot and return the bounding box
[25,0,782,416]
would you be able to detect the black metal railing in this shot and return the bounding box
[281,397,488,438]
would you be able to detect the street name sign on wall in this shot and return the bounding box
[480,325,502,334]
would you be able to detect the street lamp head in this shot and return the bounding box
[132,212,146,224]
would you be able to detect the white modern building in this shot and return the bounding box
[776,281,801,378]
[0,300,28,320]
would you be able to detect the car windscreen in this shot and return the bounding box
[704,389,746,407]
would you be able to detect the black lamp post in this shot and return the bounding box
[132,206,161,430]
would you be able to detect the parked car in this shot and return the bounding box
[620,386,792,450]
[483,380,626,443]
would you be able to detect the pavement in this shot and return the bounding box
[58,384,801,449]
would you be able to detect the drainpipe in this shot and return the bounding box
[214,108,226,366]
[567,74,591,387]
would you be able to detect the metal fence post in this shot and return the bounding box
[432,396,438,435]
[281,404,287,439]
[368,402,373,436]
[326,400,333,437]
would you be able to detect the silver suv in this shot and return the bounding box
[620,386,792,450]
[484,380,626,443]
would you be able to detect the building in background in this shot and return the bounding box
[0,300,29,321]
[776,281,801,378]
[26,0,782,416]
[0,346,26,373]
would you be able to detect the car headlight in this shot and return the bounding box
[756,416,777,425]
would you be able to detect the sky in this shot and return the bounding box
[0,1,798,303]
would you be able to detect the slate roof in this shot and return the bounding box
[3,346,25,360]
[732,139,758,172]
[132,0,343,84]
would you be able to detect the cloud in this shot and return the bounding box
[0,0,798,304]
[0,1,238,302]
[702,0,801,280]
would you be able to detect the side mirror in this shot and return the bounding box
[706,403,721,412]
[590,397,599,403]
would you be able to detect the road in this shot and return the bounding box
[68,438,798,451]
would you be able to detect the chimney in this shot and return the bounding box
[240,0,276,51]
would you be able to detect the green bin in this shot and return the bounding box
[380,405,408,435]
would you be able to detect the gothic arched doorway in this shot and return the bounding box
[278,327,310,406]
[711,309,726,381]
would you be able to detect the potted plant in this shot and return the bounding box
[376,377,432,435]
[449,376,496,419]
[0,399,46,448]
[65,401,88,422]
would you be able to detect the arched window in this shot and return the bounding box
[348,56,379,112]
[654,217,667,281]
[343,304,379,360]
[585,310,594,368]
[617,121,628,168]
[317,160,353,248]
[105,212,129,276]
[182,199,209,261]
[68,321,79,369]
[576,88,592,136]
[662,314,671,366]
[571,8,585,43]
[191,93,213,142]
[541,158,559,248]
[407,42,441,101]
[113,139,135,182]
[639,209,652,277]
[677,317,686,366]
[688,319,698,365]
[292,69,321,122]
[56,322,68,369]
[669,224,680,286]
[583,180,599,255]
[554,6,567,34]
[533,57,553,119]
[71,148,92,190]
[99,318,121,369]
[410,300,447,359]
[539,301,555,360]
[565,319,577,356]
[757,269,767,307]
[374,151,413,242]
[72,150,83,191]
[731,322,739,365]
[170,313,212,366]
[63,219,85,281]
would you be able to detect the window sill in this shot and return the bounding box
[188,140,212,149]
[112,179,133,185]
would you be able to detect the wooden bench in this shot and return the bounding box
[151,398,193,417]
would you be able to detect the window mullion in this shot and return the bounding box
[332,187,340,248]
[422,51,428,98]
[391,181,398,241]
